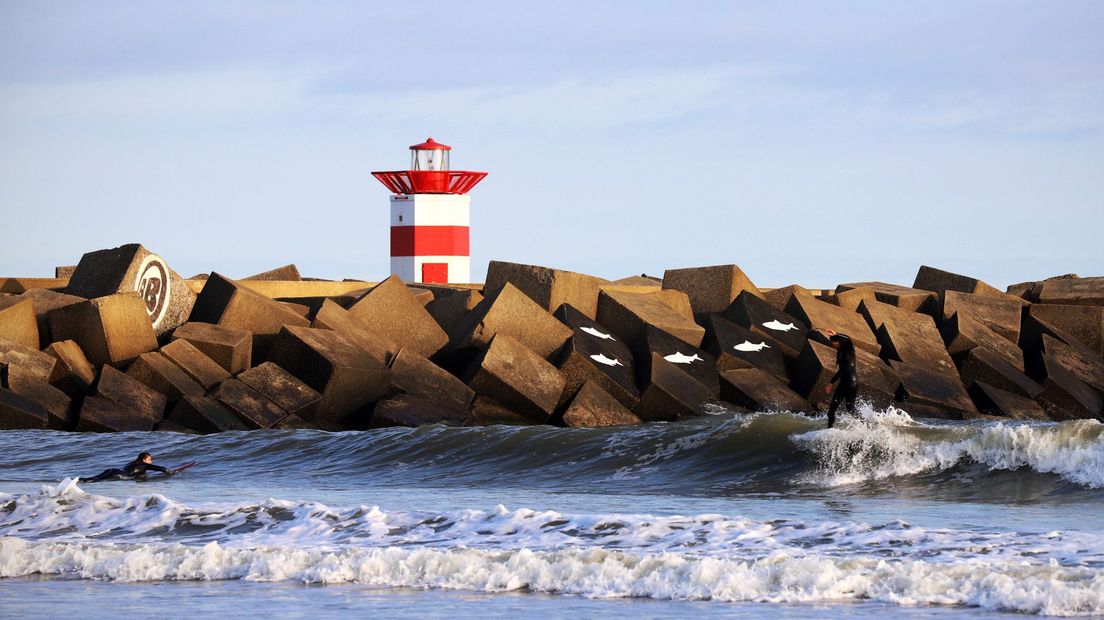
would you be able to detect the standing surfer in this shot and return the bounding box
[821,329,858,428]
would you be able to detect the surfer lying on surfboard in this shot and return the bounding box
[79,451,195,482]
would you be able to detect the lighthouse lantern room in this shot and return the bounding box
[372,138,487,284]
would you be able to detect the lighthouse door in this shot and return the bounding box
[421,262,449,284]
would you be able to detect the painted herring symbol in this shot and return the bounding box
[664,352,703,364]
[734,340,771,352]
[590,353,624,367]
[762,320,798,332]
[581,326,617,341]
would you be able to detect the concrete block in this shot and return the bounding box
[631,324,720,396]
[859,299,956,376]
[613,274,661,286]
[126,352,205,404]
[552,304,639,410]
[719,368,811,412]
[389,347,474,413]
[762,285,812,313]
[450,283,573,360]
[560,380,641,428]
[44,340,97,397]
[65,243,196,335]
[275,294,359,322]
[76,396,156,432]
[941,312,1024,371]
[239,362,322,420]
[466,333,566,423]
[720,290,808,358]
[154,420,201,434]
[661,264,762,319]
[836,282,938,313]
[5,375,72,429]
[189,273,310,362]
[279,301,312,319]
[913,265,1006,298]
[1006,274,1080,302]
[464,396,539,426]
[958,347,1042,399]
[1033,334,1104,396]
[47,293,158,367]
[266,325,391,425]
[158,339,230,390]
[0,388,50,429]
[485,260,606,319]
[95,365,167,423]
[370,393,467,428]
[891,360,977,419]
[786,293,879,354]
[968,381,1048,421]
[0,296,39,350]
[18,289,83,348]
[244,264,301,281]
[942,291,1023,343]
[171,322,252,374]
[1036,276,1104,307]
[425,289,483,335]
[273,414,317,430]
[633,353,714,422]
[702,315,787,382]
[210,378,288,429]
[788,339,899,410]
[1027,304,1104,357]
[311,299,395,365]
[345,275,448,359]
[596,289,705,348]
[0,337,57,383]
[833,286,875,312]
[55,265,77,279]
[1033,354,1103,421]
[165,395,249,433]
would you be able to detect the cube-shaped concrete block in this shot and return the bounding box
[891,360,977,419]
[596,289,705,348]
[425,289,483,335]
[1027,304,1103,357]
[661,264,762,318]
[19,289,86,348]
[702,315,787,383]
[632,353,714,422]
[0,337,58,384]
[389,348,474,413]
[159,338,230,390]
[95,365,168,424]
[171,322,252,374]
[238,362,322,420]
[836,282,937,314]
[466,333,566,422]
[633,324,720,396]
[450,283,573,360]
[1036,276,1104,307]
[312,299,396,365]
[941,312,1024,371]
[0,297,39,350]
[47,293,158,367]
[785,293,879,355]
[188,273,310,361]
[166,395,250,433]
[913,265,1006,298]
[76,396,157,432]
[346,275,448,359]
[485,261,606,319]
[958,347,1041,399]
[942,291,1023,344]
[1033,334,1104,395]
[553,304,639,410]
[464,396,539,426]
[721,290,809,358]
[968,381,1048,421]
[6,375,72,429]
[210,378,288,429]
[44,340,97,398]
[126,351,205,404]
[0,388,50,429]
[370,393,467,428]
[1033,354,1103,421]
[244,264,301,281]
[560,381,641,428]
[719,368,811,412]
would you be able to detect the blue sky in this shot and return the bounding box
[1,1,1101,287]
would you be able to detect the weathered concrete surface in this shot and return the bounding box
[6,375,72,429]
[1007,274,1080,302]
[485,261,606,319]
[719,367,811,412]
[276,294,359,322]
[239,362,321,421]
[913,265,1006,298]
[833,285,876,313]
[312,300,396,365]
[560,380,641,428]
[370,393,467,428]
[633,353,714,422]
[159,339,230,390]
[266,325,391,426]
[0,296,40,350]
[244,264,301,281]
[188,273,310,361]
[721,290,808,358]
[76,396,157,432]
[279,301,312,319]
[958,347,1042,399]
[55,266,77,279]
[836,282,937,313]
[450,283,573,360]
[464,396,538,426]
[942,291,1024,344]
[389,347,475,413]
[96,365,167,423]
[345,275,448,359]
[789,339,900,410]
[48,293,158,367]
[44,340,97,397]
[65,244,196,335]
[210,378,288,429]
[425,289,483,335]
[763,285,812,313]
[1036,276,1104,307]
[941,312,1024,371]
[166,395,249,433]
[596,289,705,348]
[661,264,762,319]
[0,278,68,294]
[613,274,661,286]
[891,360,978,419]
[466,333,565,423]
[634,324,720,397]
[0,389,50,429]
[553,305,639,410]
[1027,304,1104,357]
[1033,334,1104,396]
[18,289,84,348]
[126,352,206,404]
[0,337,57,383]
[859,299,956,376]
[1033,354,1103,421]
[968,381,1049,421]
[786,292,879,354]
[171,322,252,374]
[702,315,787,382]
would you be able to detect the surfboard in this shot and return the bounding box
[170,460,198,475]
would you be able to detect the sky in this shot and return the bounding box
[0,1,1101,288]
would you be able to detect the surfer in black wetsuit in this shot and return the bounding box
[80,452,172,482]
[822,329,858,428]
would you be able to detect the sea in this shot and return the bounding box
[1,405,1102,618]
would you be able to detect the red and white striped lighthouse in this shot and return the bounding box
[371,138,487,284]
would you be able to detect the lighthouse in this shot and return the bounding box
[371,138,487,284]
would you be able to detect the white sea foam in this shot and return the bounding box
[791,406,1104,488]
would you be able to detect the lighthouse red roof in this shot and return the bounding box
[410,137,451,151]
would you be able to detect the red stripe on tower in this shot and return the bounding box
[390,225,470,257]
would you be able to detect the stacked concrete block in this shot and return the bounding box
[721,291,808,358]
[48,293,158,367]
[78,366,167,431]
[719,368,811,412]
[17,289,84,348]
[661,264,762,321]
[210,378,289,429]
[560,381,641,428]
[552,304,639,410]
[633,353,714,422]
[913,265,1007,298]
[941,291,1024,344]
[465,334,566,423]
[0,389,50,429]
[126,351,206,405]
[239,362,322,422]
[485,261,606,319]
[371,393,468,428]
[5,375,72,429]
[836,282,937,313]
[244,264,301,281]
[450,283,573,360]
[1032,354,1103,420]
[968,382,1049,421]
[44,340,97,397]
[166,396,250,433]
[0,297,40,350]
[171,322,253,374]
[388,348,475,414]
[188,273,310,361]
[0,337,57,383]
[1036,276,1104,307]
[311,300,396,365]
[596,289,705,348]
[346,275,448,359]
[158,339,230,390]
[1027,304,1103,357]
[785,291,879,354]
[633,324,720,396]
[702,315,787,382]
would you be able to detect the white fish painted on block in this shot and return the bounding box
[590,353,624,367]
[734,340,771,352]
[763,320,799,332]
[664,352,703,364]
[581,326,617,341]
